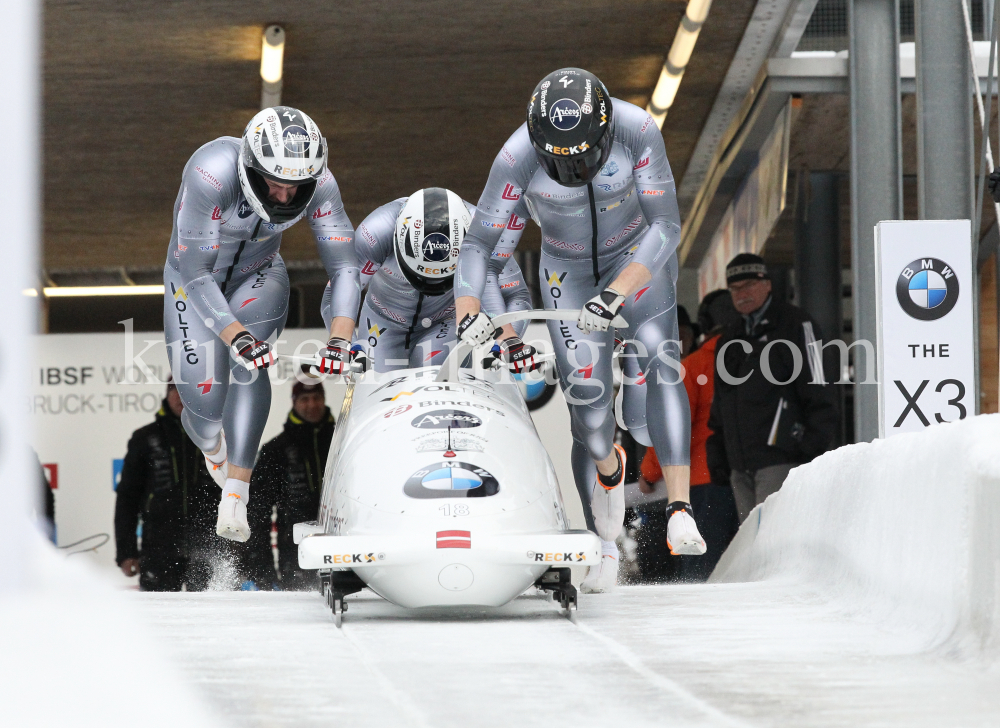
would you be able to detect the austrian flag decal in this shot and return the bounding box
[437,530,471,549]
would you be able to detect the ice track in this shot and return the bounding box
[135,582,1000,728]
[135,415,1000,727]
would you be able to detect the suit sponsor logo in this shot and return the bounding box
[543,237,584,251]
[605,216,643,247]
[169,283,198,365]
[195,166,223,191]
[633,147,652,170]
[366,317,386,346]
[506,213,525,231]
[361,261,379,276]
[501,184,521,201]
[197,379,214,394]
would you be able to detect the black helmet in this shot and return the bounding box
[527,68,614,187]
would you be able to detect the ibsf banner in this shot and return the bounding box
[874,220,975,438]
[30,328,346,573]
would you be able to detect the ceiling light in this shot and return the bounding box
[24,285,165,298]
[647,0,714,128]
[260,25,285,108]
[260,25,285,83]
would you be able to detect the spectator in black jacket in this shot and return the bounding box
[115,379,231,590]
[244,381,335,589]
[706,254,839,522]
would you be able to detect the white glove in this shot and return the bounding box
[457,311,497,346]
[577,288,627,334]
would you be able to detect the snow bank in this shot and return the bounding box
[711,414,1000,659]
[0,530,222,726]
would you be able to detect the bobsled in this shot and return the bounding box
[293,310,600,625]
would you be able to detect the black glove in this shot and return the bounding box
[318,337,352,375]
[231,332,273,370]
[499,337,542,374]
[990,171,1000,203]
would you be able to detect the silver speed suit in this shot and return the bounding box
[164,137,359,469]
[323,197,532,371]
[455,99,689,529]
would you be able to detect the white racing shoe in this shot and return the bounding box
[216,478,250,543]
[665,502,707,556]
[590,444,627,542]
[580,540,620,593]
[204,432,228,488]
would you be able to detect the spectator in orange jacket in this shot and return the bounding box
[639,290,741,580]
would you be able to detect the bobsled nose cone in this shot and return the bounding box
[438,564,474,591]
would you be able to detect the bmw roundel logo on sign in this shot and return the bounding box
[895,258,959,321]
[549,98,582,131]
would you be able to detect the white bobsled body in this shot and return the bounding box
[298,364,600,609]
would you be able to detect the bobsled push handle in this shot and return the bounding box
[435,308,592,383]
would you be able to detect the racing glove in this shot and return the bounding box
[231,332,274,370]
[350,344,370,373]
[457,311,497,346]
[318,337,352,375]
[499,337,541,374]
[577,288,627,334]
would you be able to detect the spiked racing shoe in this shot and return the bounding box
[665,501,707,556]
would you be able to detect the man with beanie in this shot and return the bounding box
[114,378,230,591]
[244,380,335,589]
[706,254,839,522]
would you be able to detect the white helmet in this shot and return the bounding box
[238,106,328,223]
[393,188,471,296]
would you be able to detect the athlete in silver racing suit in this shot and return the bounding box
[164,106,359,542]
[323,190,534,372]
[454,69,705,591]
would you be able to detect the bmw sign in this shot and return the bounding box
[875,221,975,438]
